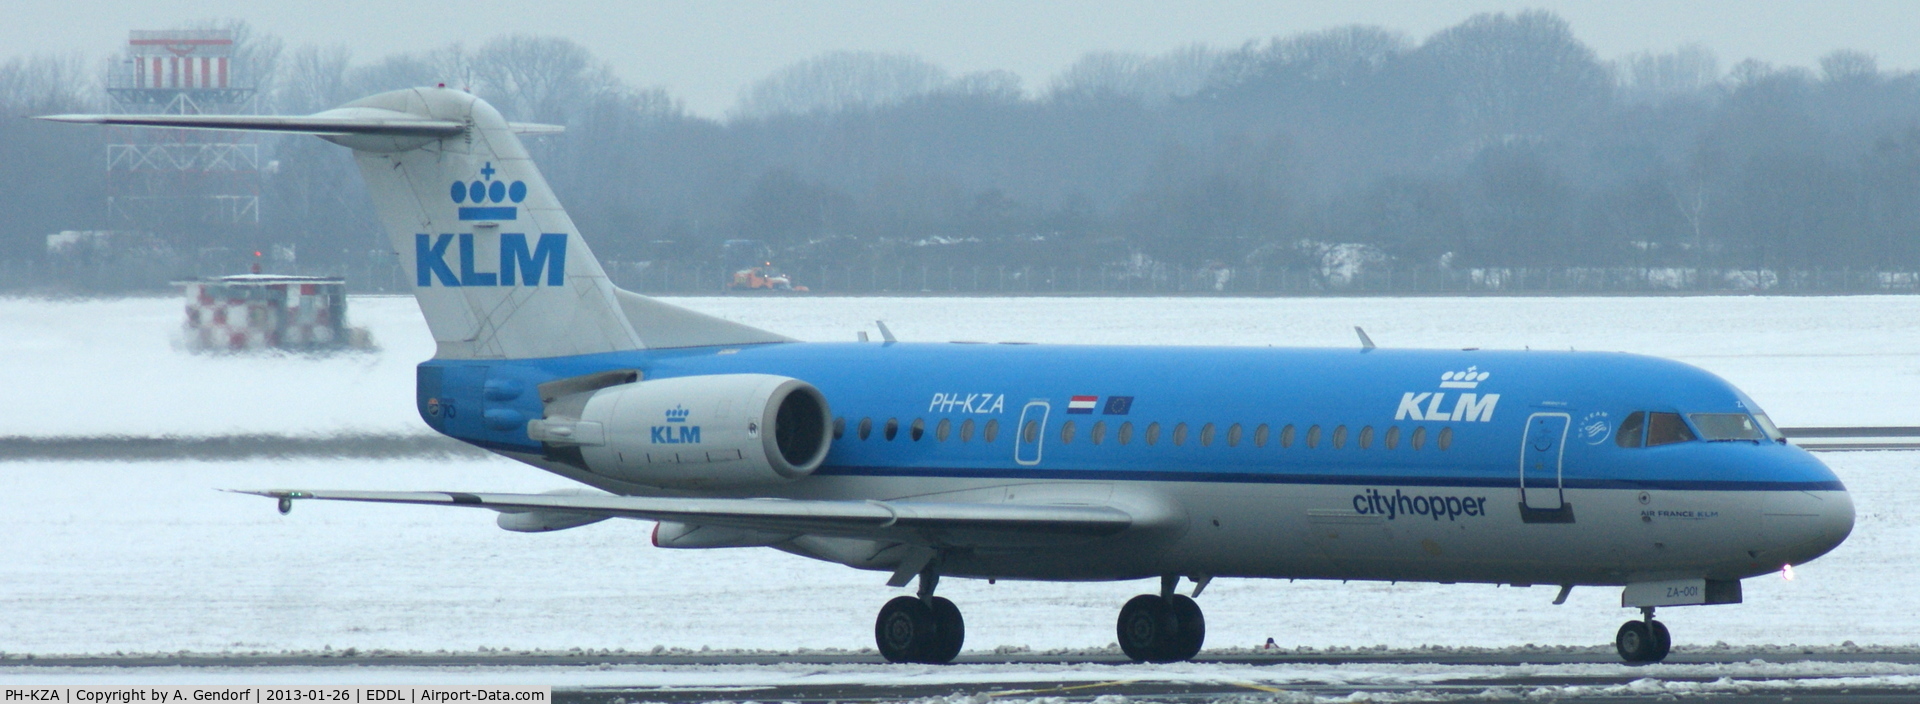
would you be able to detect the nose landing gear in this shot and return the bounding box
[1615,606,1672,664]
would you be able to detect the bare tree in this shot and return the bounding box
[1421,10,1612,142]
[469,34,618,124]
[1617,44,1720,103]
[733,51,949,118]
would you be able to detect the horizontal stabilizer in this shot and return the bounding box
[233,489,1132,547]
[35,108,467,136]
[37,110,564,137]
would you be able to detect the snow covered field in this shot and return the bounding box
[0,294,1917,657]
[0,452,1905,655]
[5,294,1920,436]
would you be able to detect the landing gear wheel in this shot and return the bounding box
[876,596,933,663]
[1163,594,1206,661]
[1649,619,1672,662]
[1116,594,1206,663]
[1117,595,1170,662]
[875,596,965,664]
[1615,619,1671,664]
[925,596,966,664]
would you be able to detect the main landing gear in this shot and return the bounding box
[1615,606,1672,664]
[1116,575,1207,663]
[874,572,964,663]
[872,573,1210,665]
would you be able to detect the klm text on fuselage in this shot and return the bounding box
[416,233,566,287]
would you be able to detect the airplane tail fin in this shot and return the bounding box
[42,88,788,359]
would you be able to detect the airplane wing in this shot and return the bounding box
[232,489,1133,548]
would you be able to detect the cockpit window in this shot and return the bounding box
[1616,411,1646,448]
[1752,412,1784,441]
[1690,413,1766,441]
[1646,412,1696,446]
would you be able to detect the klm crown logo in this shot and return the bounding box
[653,405,700,444]
[1395,365,1500,423]
[1439,367,1490,389]
[450,161,527,221]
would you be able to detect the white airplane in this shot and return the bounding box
[44,88,1854,664]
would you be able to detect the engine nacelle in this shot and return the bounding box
[530,373,832,489]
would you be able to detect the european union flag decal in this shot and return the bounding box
[1103,396,1133,415]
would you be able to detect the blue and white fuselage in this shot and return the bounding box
[421,343,1851,587]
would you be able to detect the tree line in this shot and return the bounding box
[6,11,1920,291]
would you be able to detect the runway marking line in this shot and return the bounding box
[985,680,1137,697]
[1232,681,1285,693]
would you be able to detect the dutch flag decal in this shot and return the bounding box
[1067,395,1098,414]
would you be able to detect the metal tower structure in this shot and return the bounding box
[104,29,260,244]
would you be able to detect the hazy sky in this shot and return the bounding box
[8,0,1919,117]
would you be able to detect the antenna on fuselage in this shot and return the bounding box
[1354,326,1376,350]
[876,320,898,344]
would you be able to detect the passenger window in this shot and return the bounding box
[1332,425,1348,449]
[1254,423,1270,447]
[1022,419,1041,443]
[885,418,899,441]
[1281,424,1296,448]
[859,417,872,440]
[1060,420,1076,444]
[984,419,999,442]
[1385,426,1400,449]
[910,418,925,441]
[833,417,845,440]
[1306,425,1321,448]
[1091,420,1106,445]
[1200,423,1215,446]
[1146,422,1161,445]
[1647,412,1696,446]
[936,418,951,442]
[1227,423,1243,447]
[1411,426,1426,450]
[1358,426,1374,449]
[1173,423,1189,446]
[1118,421,1134,445]
[1438,427,1453,450]
[960,418,975,442]
[1616,411,1645,448]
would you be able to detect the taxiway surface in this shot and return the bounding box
[6,650,1920,703]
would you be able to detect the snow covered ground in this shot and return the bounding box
[1,294,1917,658]
[5,294,1920,436]
[0,443,1909,655]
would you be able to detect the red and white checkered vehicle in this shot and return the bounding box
[177,275,375,353]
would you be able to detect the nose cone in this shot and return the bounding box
[1803,488,1855,564]
[1758,479,1850,567]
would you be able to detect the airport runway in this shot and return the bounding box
[7,650,1919,703]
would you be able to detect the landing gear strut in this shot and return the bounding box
[874,569,964,663]
[1116,575,1206,662]
[1615,606,1672,664]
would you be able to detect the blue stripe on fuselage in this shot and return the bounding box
[420,342,1845,492]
